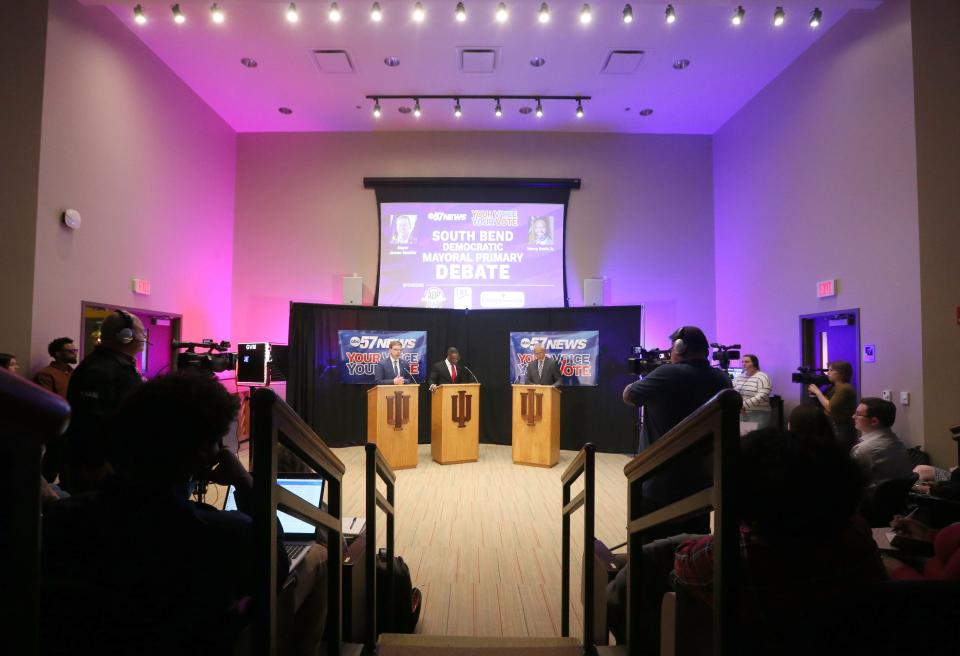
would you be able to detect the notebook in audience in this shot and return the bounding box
[222,473,325,572]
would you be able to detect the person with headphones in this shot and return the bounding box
[60,310,147,492]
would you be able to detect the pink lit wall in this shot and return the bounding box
[232,132,717,349]
[31,0,236,371]
[713,1,924,447]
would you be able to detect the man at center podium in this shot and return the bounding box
[525,344,561,386]
[428,347,476,391]
[374,340,415,385]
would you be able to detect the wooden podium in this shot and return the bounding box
[431,383,480,465]
[367,384,419,470]
[511,384,561,467]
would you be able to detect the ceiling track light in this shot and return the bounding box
[370,2,383,22]
[496,2,508,23]
[495,99,503,117]
[535,99,543,118]
[365,95,590,121]
[372,99,382,118]
[665,4,676,24]
[286,2,299,23]
[809,8,823,28]
[329,2,341,22]
[172,3,186,24]
[773,6,785,27]
[210,3,225,24]
[579,4,592,24]
[732,5,745,26]
[576,100,584,118]
[413,99,422,117]
[455,2,467,22]
[622,4,633,24]
[538,3,550,23]
[412,2,425,23]
[454,99,463,118]
[133,4,147,25]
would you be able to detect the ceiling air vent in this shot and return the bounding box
[602,50,646,74]
[311,49,355,74]
[459,47,499,74]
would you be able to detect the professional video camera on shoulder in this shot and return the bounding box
[710,343,741,371]
[791,366,829,387]
[627,346,671,377]
[174,339,237,374]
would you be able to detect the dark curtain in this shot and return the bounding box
[288,303,642,454]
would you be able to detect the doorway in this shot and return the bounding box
[79,302,182,380]
[799,309,860,401]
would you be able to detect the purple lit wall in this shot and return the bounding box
[31,0,236,371]
[713,0,923,445]
[232,132,717,349]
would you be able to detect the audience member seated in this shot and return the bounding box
[787,404,834,445]
[0,352,20,373]
[41,371,326,656]
[914,464,960,499]
[852,398,913,492]
[882,516,960,582]
[605,427,885,652]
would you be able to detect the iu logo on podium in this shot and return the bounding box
[451,390,473,428]
[520,388,543,427]
[386,391,410,431]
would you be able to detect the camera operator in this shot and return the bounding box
[622,325,733,539]
[807,360,857,451]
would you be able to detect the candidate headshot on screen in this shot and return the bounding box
[528,216,554,246]
[390,214,417,245]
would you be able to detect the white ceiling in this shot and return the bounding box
[83,0,884,134]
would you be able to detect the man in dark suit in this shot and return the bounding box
[525,344,562,385]
[428,347,475,391]
[374,340,415,385]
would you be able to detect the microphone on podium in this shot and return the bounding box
[463,365,480,384]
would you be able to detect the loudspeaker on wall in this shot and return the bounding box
[342,275,363,305]
[584,278,605,307]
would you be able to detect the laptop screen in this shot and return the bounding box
[223,477,325,536]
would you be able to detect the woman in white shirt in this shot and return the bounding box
[733,354,773,430]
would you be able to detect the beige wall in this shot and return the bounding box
[31,0,237,372]
[714,1,925,447]
[913,0,960,467]
[0,1,48,364]
[232,132,717,347]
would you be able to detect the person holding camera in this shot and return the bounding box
[733,353,772,430]
[622,325,732,537]
[807,360,857,451]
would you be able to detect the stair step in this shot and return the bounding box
[378,633,581,655]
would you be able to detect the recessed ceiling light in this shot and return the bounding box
[624,107,631,112]
[530,56,546,67]
[639,108,654,116]
[278,107,293,115]
[673,59,691,70]
[519,106,533,115]
[399,106,412,114]
[240,57,258,68]
[384,56,400,67]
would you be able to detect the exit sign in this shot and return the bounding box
[817,279,837,298]
[132,278,151,295]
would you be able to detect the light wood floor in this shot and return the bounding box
[334,443,632,639]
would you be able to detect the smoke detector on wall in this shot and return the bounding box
[62,209,82,230]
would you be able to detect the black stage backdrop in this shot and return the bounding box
[288,303,642,454]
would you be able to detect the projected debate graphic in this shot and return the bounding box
[378,202,566,309]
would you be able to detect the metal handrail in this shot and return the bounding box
[623,388,742,656]
[251,387,345,656]
[365,442,396,651]
[560,442,596,653]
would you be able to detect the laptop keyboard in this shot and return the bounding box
[284,544,308,561]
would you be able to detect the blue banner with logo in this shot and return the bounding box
[509,331,600,386]
[338,330,427,384]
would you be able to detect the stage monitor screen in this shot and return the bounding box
[237,342,269,386]
[377,202,566,309]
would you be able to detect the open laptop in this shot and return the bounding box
[223,473,325,572]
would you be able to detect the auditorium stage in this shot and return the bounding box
[336,443,631,639]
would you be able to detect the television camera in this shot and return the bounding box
[791,366,830,387]
[174,339,237,374]
[710,343,741,371]
[627,347,672,377]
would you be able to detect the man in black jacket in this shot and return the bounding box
[524,344,561,385]
[428,347,475,391]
